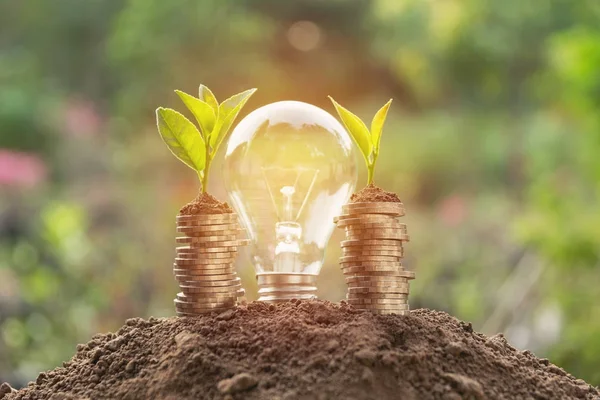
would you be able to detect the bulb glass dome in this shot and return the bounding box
[223,101,357,280]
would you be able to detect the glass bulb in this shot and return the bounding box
[223,101,357,302]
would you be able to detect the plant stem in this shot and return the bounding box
[201,164,209,193]
[367,163,375,185]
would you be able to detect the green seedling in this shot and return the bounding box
[328,96,393,185]
[156,85,256,192]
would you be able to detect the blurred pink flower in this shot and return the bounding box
[63,98,101,138]
[438,194,467,227]
[0,149,47,188]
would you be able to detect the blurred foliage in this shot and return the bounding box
[1,0,600,387]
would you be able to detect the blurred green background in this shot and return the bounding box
[1,0,600,388]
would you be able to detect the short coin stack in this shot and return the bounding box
[173,212,249,316]
[335,201,415,315]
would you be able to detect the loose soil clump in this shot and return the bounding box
[350,184,401,203]
[179,192,232,215]
[4,301,598,400]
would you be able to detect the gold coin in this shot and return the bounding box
[186,239,250,248]
[340,261,402,268]
[345,274,411,282]
[345,271,415,279]
[174,299,236,309]
[342,250,404,258]
[176,213,238,223]
[339,261,402,268]
[344,272,415,281]
[346,286,410,299]
[175,305,235,313]
[344,233,409,241]
[176,246,237,254]
[347,295,409,301]
[174,257,236,266]
[175,273,237,282]
[176,222,238,230]
[346,298,408,305]
[339,209,405,218]
[342,221,406,228]
[341,254,402,260]
[339,255,402,263]
[351,303,410,310]
[176,251,237,260]
[346,281,410,290]
[180,284,242,294]
[174,261,235,268]
[175,297,236,306]
[342,249,404,256]
[176,308,233,317]
[176,293,236,303]
[360,309,409,316]
[341,239,407,247]
[343,201,404,208]
[342,226,408,235]
[173,267,236,275]
[177,226,245,237]
[176,290,244,299]
[344,227,407,235]
[176,235,239,244]
[341,267,403,276]
[347,292,410,299]
[177,277,241,287]
[173,265,236,274]
[342,202,405,213]
[348,286,410,294]
[179,228,243,236]
[337,218,405,228]
[335,214,401,223]
[344,232,410,241]
[176,220,238,229]
[175,305,233,312]
[340,240,403,250]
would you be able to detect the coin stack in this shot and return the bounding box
[173,212,249,316]
[335,201,415,315]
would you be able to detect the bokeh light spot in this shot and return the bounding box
[287,21,321,52]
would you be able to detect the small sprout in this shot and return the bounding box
[328,96,393,185]
[156,85,256,192]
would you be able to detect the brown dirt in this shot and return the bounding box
[179,192,232,215]
[3,301,598,400]
[350,184,401,203]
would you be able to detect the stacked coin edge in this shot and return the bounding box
[173,212,249,316]
[335,201,415,315]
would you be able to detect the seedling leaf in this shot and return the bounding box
[371,99,392,156]
[210,88,257,151]
[156,107,206,172]
[175,90,216,139]
[199,84,219,113]
[328,96,373,166]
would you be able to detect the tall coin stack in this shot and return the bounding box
[173,212,249,316]
[335,201,415,315]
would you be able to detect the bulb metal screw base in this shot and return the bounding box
[256,273,318,303]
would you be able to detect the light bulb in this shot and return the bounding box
[223,101,357,302]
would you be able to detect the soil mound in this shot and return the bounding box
[350,185,401,203]
[179,192,232,215]
[3,301,599,400]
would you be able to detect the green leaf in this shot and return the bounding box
[370,99,392,156]
[199,84,219,113]
[210,88,257,152]
[174,90,216,139]
[156,107,206,172]
[328,96,373,165]
[217,88,256,121]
